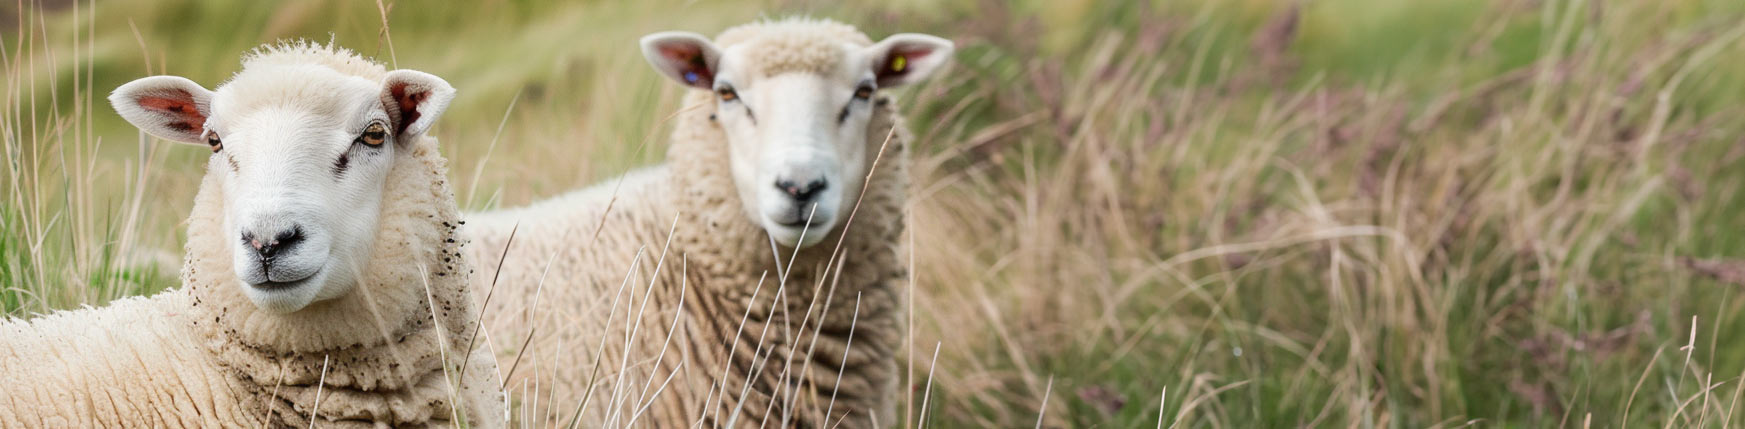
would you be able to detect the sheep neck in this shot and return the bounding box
[181,137,476,415]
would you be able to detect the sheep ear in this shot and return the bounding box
[864,34,954,88]
[109,76,214,145]
[641,31,721,89]
[380,69,456,141]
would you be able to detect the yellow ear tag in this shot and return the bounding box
[892,55,907,72]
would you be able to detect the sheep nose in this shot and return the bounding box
[242,226,304,259]
[775,178,827,201]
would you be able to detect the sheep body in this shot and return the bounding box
[0,293,249,427]
[468,18,911,427]
[0,43,504,428]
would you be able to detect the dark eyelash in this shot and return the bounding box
[334,137,388,178]
[838,85,876,124]
[333,151,350,177]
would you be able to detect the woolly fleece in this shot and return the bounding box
[0,43,504,428]
[467,18,910,428]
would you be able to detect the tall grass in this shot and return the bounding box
[2,0,173,312]
[905,1,1745,426]
[5,0,1745,426]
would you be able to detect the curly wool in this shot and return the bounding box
[467,18,910,427]
[240,40,389,80]
[716,17,873,77]
[0,45,503,428]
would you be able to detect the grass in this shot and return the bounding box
[6,0,1745,426]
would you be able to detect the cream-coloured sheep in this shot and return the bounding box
[466,18,951,427]
[0,42,504,427]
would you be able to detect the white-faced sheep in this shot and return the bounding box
[0,42,505,428]
[465,18,952,427]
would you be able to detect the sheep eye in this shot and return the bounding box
[357,122,387,146]
[853,85,874,100]
[205,134,223,153]
[716,87,738,102]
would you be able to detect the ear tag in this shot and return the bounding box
[892,55,908,72]
[684,53,708,84]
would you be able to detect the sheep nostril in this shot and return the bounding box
[273,228,302,247]
[774,178,828,201]
[246,226,305,259]
[799,179,827,199]
[775,180,797,197]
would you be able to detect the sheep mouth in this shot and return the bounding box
[772,218,829,229]
[768,207,833,230]
[249,271,318,291]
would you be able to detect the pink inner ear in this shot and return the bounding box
[895,45,936,60]
[389,81,424,135]
[659,43,711,85]
[659,44,700,62]
[139,95,205,134]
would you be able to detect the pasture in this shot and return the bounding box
[4,0,1745,426]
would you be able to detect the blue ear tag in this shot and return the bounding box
[684,71,699,83]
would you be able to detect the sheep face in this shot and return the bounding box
[110,68,455,313]
[643,28,953,248]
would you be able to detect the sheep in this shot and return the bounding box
[0,42,505,428]
[465,17,952,427]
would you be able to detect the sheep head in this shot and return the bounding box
[110,65,455,313]
[642,21,952,248]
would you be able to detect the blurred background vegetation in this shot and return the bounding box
[6,0,1745,426]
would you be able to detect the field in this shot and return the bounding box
[6,0,1745,426]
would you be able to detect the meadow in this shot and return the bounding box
[6,0,1745,426]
